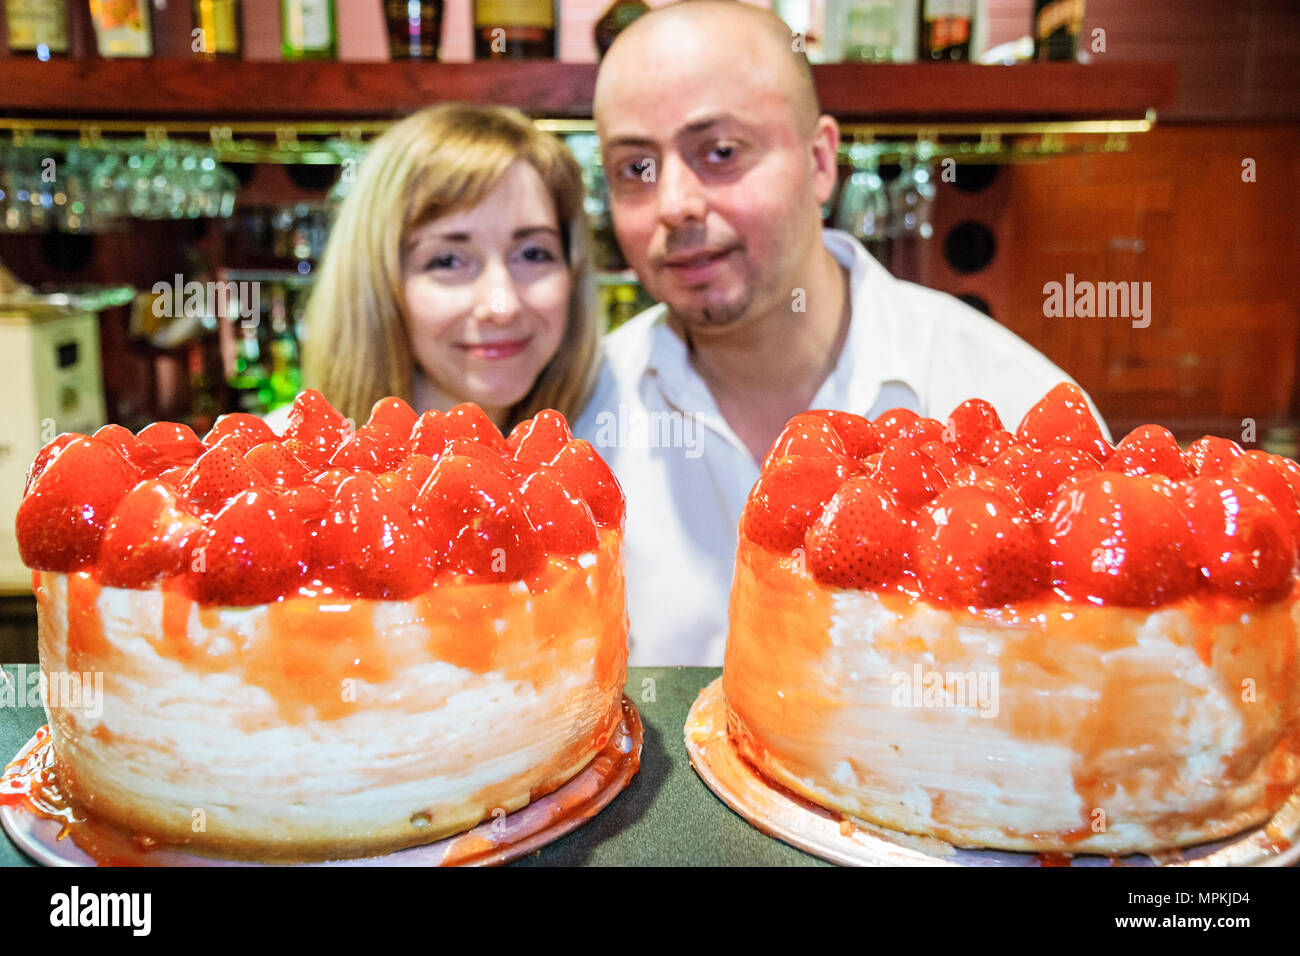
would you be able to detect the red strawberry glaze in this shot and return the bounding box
[14,394,624,607]
[740,385,1300,610]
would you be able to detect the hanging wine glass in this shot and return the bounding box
[835,140,888,261]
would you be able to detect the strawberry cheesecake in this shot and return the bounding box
[12,391,628,861]
[725,384,1300,855]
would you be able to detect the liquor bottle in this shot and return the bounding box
[281,0,336,61]
[594,0,648,58]
[88,0,153,57]
[384,0,442,60]
[4,0,69,58]
[918,0,972,62]
[1033,0,1085,62]
[192,0,242,58]
[473,0,555,60]
[773,0,828,63]
[832,1,917,63]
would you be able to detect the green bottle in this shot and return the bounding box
[281,0,336,61]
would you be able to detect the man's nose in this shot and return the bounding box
[474,259,521,323]
[655,153,707,229]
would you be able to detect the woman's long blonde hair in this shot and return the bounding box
[302,103,601,431]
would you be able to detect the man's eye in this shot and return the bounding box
[621,158,652,179]
[708,144,736,163]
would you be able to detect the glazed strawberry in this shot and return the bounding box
[1044,472,1197,606]
[177,437,262,514]
[896,417,945,449]
[357,399,418,470]
[136,421,205,469]
[944,398,1004,457]
[805,476,913,588]
[872,407,920,444]
[315,474,434,599]
[549,439,625,528]
[375,471,420,517]
[916,484,1047,607]
[417,454,542,580]
[971,430,1015,467]
[919,440,963,481]
[520,466,600,557]
[363,397,418,443]
[276,483,330,524]
[874,438,947,511]
[24,433,84,495]
[993,444,1100,515]
[513,410,573,470]
[1221,452,1300,552]
[245,440,308,487]
[409,410,451,458]
[444,437,520,476]
[741,456,847,552]
[802,410,882,459]
[443,403,510,455]
[507,419,531,452]
[393,453,437,492]
[311,468,354,497]
[202,413,276,455]
[1105,425,1190,479]
[1184,435,1243,476]
[93,424,147,464]
[949,469,1028,513]
[15,438,142,571]
[988,443,1036,485]
[329,432,387,473]
[1016,383,1111,462]
[98,481,203,588]
[155,465,190,492]
[1270,454,1300,505]
[761,414,850,471]
[1182,476,1294,601]
[282,389,353,469]
[185,490,301,605]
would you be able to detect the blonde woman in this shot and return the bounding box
[300,103,601,432]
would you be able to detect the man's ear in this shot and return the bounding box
[810,115,841,206]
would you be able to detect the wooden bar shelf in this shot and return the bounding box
[0,59,1176,121]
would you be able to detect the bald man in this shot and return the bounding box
[574,0,1103,665]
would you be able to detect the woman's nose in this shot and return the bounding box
[473,260,521,323]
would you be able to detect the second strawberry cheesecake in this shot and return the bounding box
[724,384,1300,855]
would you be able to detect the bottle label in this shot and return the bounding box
[196,0,240,53]
[474,0,554,30]
[5,0,69,51]
[89,0,153,57]
[1036,0,1085,38]
[923,0,972,19]
[286,0,332,49]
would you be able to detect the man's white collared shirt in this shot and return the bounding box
[574,228,1104,666]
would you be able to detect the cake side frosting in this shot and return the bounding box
[36,531,627,860]
[725,538,1300,854]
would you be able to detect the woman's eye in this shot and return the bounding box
[520,245,557,263]
[426,253,459,270]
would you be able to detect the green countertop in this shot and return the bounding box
[0,666,827,867]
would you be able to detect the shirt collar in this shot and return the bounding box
[639,228,925,418]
